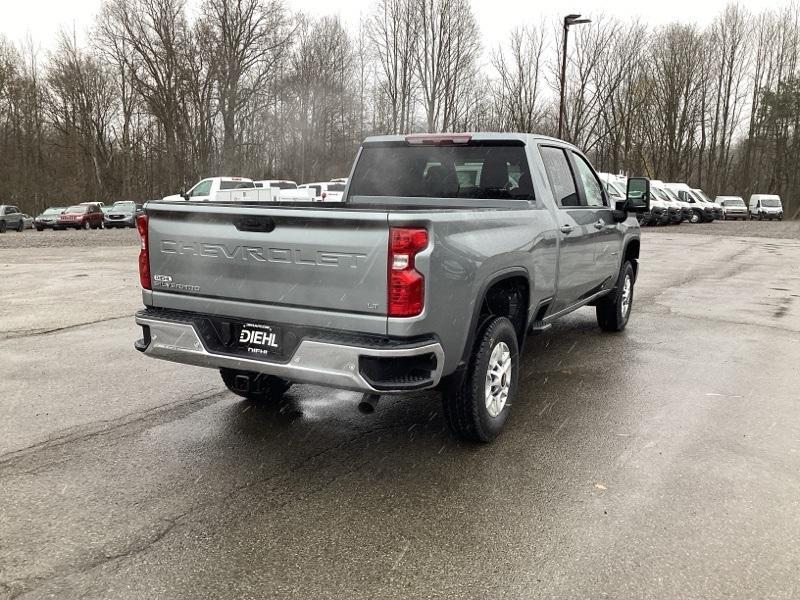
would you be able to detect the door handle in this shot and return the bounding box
[560,224,574,234]
[593,220,605,230]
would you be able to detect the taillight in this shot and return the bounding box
[136,214,151,290]
[388,227,428,317]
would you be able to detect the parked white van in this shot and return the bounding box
[748,194,783,220]
[665,183,717,223]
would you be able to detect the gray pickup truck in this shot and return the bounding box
[134,133,649,441]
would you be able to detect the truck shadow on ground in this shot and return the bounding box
[213,308,640,455]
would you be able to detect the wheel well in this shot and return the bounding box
[478,276,529,347]
[624,240,640,281]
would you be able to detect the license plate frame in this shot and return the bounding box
[231,321,283,357]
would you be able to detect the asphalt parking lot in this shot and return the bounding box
[1,222,799,599]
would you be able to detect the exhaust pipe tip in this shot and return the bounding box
[358,393,380,414]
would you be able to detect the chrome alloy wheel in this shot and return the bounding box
[621,272,633,317]
[485,342,512,418]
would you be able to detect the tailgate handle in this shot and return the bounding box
[235,216,275,233]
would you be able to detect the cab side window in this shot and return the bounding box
[539,147,579,208]
[571,152,606,207]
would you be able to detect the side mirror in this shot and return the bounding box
[625,177,650,213]
[180,187,190,201]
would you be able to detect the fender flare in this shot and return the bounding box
[454,267,531,375]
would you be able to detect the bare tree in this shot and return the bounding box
[492,24,547,132]
[414,0,480,132]
[46,31,117,199]
[202,0,290,172]
[369,0,418,133]
[103,0,191,188]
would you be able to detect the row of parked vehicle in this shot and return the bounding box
[0,201,144,233]
[1,176,347,234]
[163,177,349,203]
[598,173,785,225]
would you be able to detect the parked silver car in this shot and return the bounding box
[0,205,25,233]
[34,207,66,230]
[104,201,143,228]
[716,196,747,220]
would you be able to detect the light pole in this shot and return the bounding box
[558,13,591,140]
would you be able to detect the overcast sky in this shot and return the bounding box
[0,0,782,52]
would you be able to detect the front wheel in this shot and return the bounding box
[689,211,701,224]
[442,316,519,443]
[220,368,291,403]
[596,261,635,332]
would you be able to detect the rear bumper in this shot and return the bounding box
[135,310,444,394]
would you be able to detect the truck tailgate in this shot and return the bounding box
[146,203,389,317]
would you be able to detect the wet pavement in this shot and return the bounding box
[1,231,799,599]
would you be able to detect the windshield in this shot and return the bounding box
[723,198,745,207]
[65,205,87,213]
[661,188,681,202]
[694,189,713,203]
[349,143,534,200]
[112,202,136,211]
[327,183,346,192]
[604,181,625,199]
[650,188,668,202]
[761,197,781,207]
[270,181,297,190]
[43,208,63,215]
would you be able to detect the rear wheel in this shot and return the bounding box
[220,368,291,403]
[36,226,43,231]
[442,316,518,443]
[596,261,635,332]
[0,221,6,233]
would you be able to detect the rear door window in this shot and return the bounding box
[348,143,534,200]
[539,147,579,207]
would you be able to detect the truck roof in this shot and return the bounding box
[362,132,575,147]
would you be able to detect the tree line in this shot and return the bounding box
[0,0,799,218]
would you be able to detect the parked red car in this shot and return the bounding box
[55,204,104,230]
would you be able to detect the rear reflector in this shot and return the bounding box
[405,133,472,145]
[388,227,428,317]
[136,214,151,290]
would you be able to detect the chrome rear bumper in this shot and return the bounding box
[135,315,444,394]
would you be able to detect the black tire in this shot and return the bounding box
[82,220,90,230]
[442,316,519,443]
[0,221,6,233]
[690,210,701,224]
[596,260,635,332]
[220,368,291,403]
[17,220,24,232]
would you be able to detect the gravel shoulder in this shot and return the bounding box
[644,218,800,239]
[0,227,139,249]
